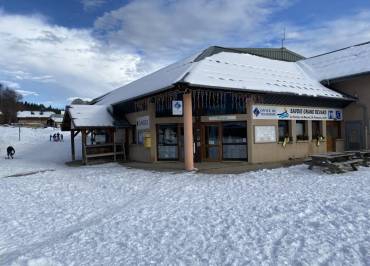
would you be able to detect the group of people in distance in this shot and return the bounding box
[50,132,63,142]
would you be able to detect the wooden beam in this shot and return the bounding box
[82,129,87,165]
[113,130,117,162]
[71,130,75,161]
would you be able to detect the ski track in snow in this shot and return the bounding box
[0,126,370,265]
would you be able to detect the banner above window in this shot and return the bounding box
[252,105,342,121]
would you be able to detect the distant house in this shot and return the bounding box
[17,111,55,127]
[48,112,64,128]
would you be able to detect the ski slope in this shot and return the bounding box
[0,126,369,265]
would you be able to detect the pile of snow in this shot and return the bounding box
[0,126,369,265]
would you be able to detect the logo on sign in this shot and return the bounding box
[277,109,289,119]
[328,110,334,120]
[336,111,342,120]
[136,116,150,130]
[253,107,260,117]
[172,100,183,115]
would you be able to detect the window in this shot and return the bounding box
[222,122,247,160]
[132,125,146,145]
[157,124,178,160]
[89,129,108,145]
[312,121,323,139]
[137,130,145,145]
[296,120,308,141]
[278,120,291,142]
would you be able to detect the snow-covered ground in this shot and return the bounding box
[0,126,369,265]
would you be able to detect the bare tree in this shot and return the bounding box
[0,83,22,124]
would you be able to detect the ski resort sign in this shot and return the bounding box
[136,116,150,130]
[252,105,343,121]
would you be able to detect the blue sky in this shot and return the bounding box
[0,0,370,108]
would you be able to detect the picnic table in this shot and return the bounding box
[345,150,370,167]
[307,152,363,174]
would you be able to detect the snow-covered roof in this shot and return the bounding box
[301,42,370,81]
[50,114,64,123]
[96,52,200,105]
[96,50,344,105]
[17,111,55,118]
[185,52,342,98]
[68,105,114,128]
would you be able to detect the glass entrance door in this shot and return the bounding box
[203,124,221,161]
[222,122,247,160]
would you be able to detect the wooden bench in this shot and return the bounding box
[307,153,361,174]
[345,150,370,167]
[333,159,363,172]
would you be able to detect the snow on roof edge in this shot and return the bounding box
[96,49,352,106]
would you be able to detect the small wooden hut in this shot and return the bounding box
[62,105,130,164]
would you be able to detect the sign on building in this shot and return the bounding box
[254,126,276,143]
[252,105,343,121]
[172,100,183,116]
[136,116,150,130]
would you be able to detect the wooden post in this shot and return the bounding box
[71,130,75,161]
[183,92,194,171]
[82,129,87,165]
[113,129,117,162]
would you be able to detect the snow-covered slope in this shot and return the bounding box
[0,126,79,177]
[0,126,370,265]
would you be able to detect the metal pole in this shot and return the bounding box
[19,125,21,141]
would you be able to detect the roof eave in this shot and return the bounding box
[321,71,370,84]
[184,82,352,102]
[110,84,178,107]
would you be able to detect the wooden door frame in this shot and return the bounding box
[326,121,341,152]
[201,122,222,162]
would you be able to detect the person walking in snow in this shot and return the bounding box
[60,133,63,142]
[7,146,15,159]
[50,134,52,141]
[56,132,60,142]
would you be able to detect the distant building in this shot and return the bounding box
[17,111,55,127]
[48,112,64,128]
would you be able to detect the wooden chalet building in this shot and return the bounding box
[62,43,370,170]
[17,111,55,127]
